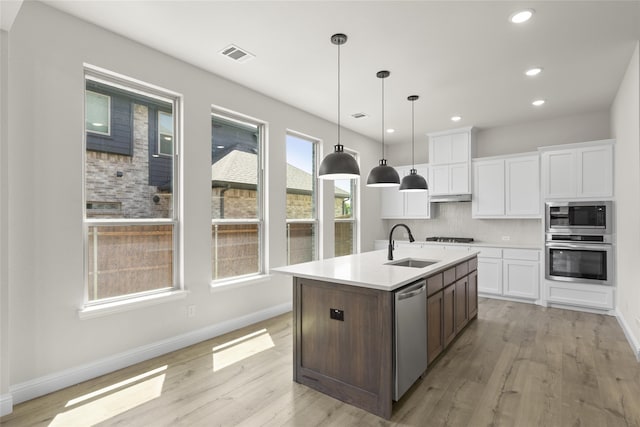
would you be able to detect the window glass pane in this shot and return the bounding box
[158,111,173,155]
[212,223,259,280]
[211,116,259,220]
[86,91,109,134]
[334,179,352,219]
[87,225,173,301]
[335,222,354,257]
[287,222,316,265]
[286,134,316,219]
[85,81,174,220]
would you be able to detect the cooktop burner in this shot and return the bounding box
[425,237,475,244]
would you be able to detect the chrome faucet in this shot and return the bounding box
[388,223,415,260]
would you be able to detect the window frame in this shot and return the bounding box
[210,108,266,284]
[285,130,320,265]
[82,65,182,307]
[85,89,111,136]
[334,148,360,256]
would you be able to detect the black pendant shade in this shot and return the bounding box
[367,159,401,187]
[318,144,360,179]
[367,70,400,187]
[399,168,428,192]
[319,33,360,180]
[400,95,428,192]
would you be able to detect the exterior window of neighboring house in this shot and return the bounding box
[83,68,180,304]
[85,90,110,135]
[334,149,358,257]
[286,132,318,265]
[211,111,264,282]
[158,110,173,156]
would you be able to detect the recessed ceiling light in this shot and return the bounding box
[386,128,395,133]
[451,116,462,122]
[525,67,543,77]
[509,9,534,24]
[532,99,545,106]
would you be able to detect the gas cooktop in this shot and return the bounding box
[425,237,475,244]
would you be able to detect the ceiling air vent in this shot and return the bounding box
[219,44,255,63]
[351,112,369,119]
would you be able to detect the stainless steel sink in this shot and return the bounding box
[386,258,438,268]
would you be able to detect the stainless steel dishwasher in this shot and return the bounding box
[394,279,428,400]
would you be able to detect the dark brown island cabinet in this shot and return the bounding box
[292,256,478,419]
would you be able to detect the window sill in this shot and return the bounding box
[78,290,189,320]
[210,274,272,294]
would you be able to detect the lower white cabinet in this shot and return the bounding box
[544,281,614,310]
[478,247,540,301]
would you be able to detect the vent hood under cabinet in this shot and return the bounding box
[429,193,472,203]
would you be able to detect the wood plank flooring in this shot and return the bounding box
[2,298,640,426]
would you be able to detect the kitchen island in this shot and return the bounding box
[273,247,479,419]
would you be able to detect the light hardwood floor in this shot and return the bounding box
[2,298,640,426]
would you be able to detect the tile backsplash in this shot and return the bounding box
[384,202,542,246]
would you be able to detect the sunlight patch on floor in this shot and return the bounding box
[49,366,167,426]
[213,328,274,372]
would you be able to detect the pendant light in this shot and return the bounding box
[318,33,360,180]
[399,95,428,192]
[366,70,400,187]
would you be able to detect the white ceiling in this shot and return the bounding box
[42,0,640,145]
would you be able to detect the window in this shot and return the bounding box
[85,90,110,135]
[211,111,264,281]
[334,149,358,257]
[84,67,180,304]
[158,110,173,156]
[286,132,318,265]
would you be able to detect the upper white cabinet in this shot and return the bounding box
[380,164,431,219]
[428,127,475,196]
[540,140,614,200]
[472,153,540,218]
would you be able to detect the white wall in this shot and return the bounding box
[1,29,11,410]
[4,0,384,404]
[611,42,640,357]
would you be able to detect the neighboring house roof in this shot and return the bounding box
[211,150,350,197]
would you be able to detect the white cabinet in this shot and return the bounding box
[477,247,540,301]
[472,153,540,218]
[540,140,614,200]
[544,281,614,311]
[380,164,431,219]
[428,127,475,196]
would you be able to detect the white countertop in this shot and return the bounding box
[378,239,542,250]
[272,247,478,291]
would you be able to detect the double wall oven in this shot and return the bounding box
[545,201,614,286]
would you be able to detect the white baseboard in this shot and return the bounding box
[9,302,292,405]
[0,393,13,417]
[615,309,640,362]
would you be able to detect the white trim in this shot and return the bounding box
[0,393,13,417]
[78,290,189,320]
[11,302,292,405]
[210,274,273,293]
[615,309,640,362]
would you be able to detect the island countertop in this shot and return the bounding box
[272,247,479,291]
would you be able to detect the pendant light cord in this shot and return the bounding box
[337,41,341,147]
[381,77,385,159]
[411,98,415,168]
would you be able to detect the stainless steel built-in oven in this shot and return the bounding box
[545,238,614,285]
[545,201,613,235]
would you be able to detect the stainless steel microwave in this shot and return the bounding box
[545,201,613,235]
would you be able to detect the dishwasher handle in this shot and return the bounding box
[397,282,426,300]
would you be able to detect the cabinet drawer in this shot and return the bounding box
[455,262,469,279]
[427,274,443,296]
[443,267,456,286]
[503,249,539,261]
[476,247,502,258]
[468,257,478,272]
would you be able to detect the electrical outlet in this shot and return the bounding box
[501,236,511,241]
[187,305,196,318]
